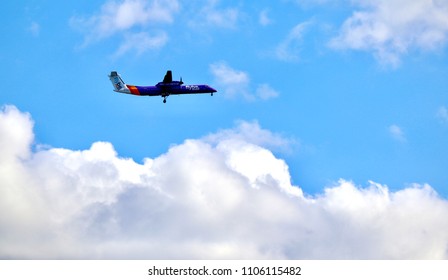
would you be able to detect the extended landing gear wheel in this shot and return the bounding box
[163,98,167,103]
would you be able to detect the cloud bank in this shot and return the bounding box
[1,105,448,259]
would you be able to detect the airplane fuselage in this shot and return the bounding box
[109,70,216,103]
[124,82,216,97]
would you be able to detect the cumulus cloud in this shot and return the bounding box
[204,120,295,155]
[1,105,448,259]
[209,61,279,101]
[329,0,448,66]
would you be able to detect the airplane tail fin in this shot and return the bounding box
[109,71,130,93]
[163,70,173,83]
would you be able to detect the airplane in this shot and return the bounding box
[109,70,217,103]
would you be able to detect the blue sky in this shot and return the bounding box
[1,0,448,259]
[4,0,447,195]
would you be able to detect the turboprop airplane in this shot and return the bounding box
[109,70,217,103]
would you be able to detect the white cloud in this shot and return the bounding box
[259,9,273,26]
[0,105,34,161]
[189,0,240,29]
[70,0,179,52]
[291,0,334,6]
[330,0,448,66]
[389,124,406,142]
[204,120,294,153]
[437,106,448,124]
[256,84,280,100]
[209,61,250,99]
[75,0,179,37]
[276,21,311,62]
[210,62,250,89]
[28,21,40,37]
[209,61,279,101]
[1,105,448,259]
[114,31,168,57]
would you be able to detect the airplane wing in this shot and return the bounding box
[162,70,173,83]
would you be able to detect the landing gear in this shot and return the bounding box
[163,98,167,103]
[211,92,214,96]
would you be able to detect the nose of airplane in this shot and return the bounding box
[208,85,217,92]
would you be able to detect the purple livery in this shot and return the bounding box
[109,70,217,103]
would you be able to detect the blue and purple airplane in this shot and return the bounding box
[109,70,217,103]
